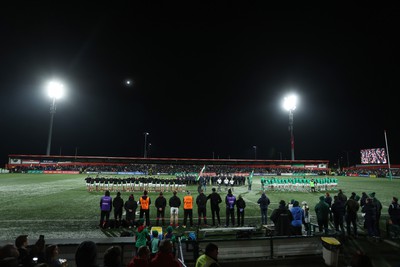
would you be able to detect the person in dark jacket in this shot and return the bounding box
[389,196,400,225]
[362,197,377,237]
[100,190,113,229]
[125,194,138,228]
[315,195,330,234]
[331,195,345,234]
[169,191,181,227]
[370,192,382,237]
[113,192,124,227]
[345,192,360,237]
[236,195,246,227]
[225,189,236,227]
[207,188,222,226]
[196,189,208,226]
[270,200,293,236]
[257,192,271,225]
[75,241,99,267]
[155,192,167,226]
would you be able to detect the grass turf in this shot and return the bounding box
[0,173,398,241]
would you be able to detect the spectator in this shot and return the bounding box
[360,192,368,208]
[362,197,377,237]
[169,191,181,227]
[15,234,32,267]
[139,191,151,227]
[389,196,400,225]
[315,195,330,234]
[103,245,122,267]
[257,192,270,225]
[196,189,208,226]
[370,192,382,237]
[155,192,167,226]
[225,189,236,227]
[113,192,124,228]
[236,195,246,227]
[75,240,99,267]
[301,201,310,234]
[195,242,220,267]
[163,226,177,256]
[150,230,160,259]
[331,195,345,235]
[183,191,194,228]
[0,243,19,267]
[125,194,138,228]
[270,200,293,236]
[324,192,333,222]
[45,245,67,267]
[207,188,222,226]
[127,245,150,267]
[30,235,46,265]
[100,190,113,229]
[345,192,360,237]
[290,200,303,235]
[149,239,181,267]
[135,219,150,254]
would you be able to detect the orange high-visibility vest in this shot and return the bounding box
[140,196,150,210]
[183,195,193,209]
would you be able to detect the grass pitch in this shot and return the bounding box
[0,173,398,241]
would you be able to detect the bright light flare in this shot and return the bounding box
[47,81,64,99]
[283,94,297,111]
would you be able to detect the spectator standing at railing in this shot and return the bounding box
[369,192,382,236]
[100,190,113,229]
[169,191,181,227]
[315,195,330,234]
[139,191,151,227]
[183,191,194,228]
[236,194,246,227]
[345,193,360,237]
[225,189,236,227]
[155,192,167,226]
[257,192,270,225]
[113,192,124,228]
[196,189,208,226]
[207,188,222,226]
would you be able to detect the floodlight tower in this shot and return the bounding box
[143,132,149,158]
[46,81,64,156]
[253,145,257,159]
[283,94,297,161]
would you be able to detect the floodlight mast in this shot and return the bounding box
[46,81,64,156]
[283,95,297,161]
[143,132,149,158]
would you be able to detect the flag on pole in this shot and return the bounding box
[196,165,206,181]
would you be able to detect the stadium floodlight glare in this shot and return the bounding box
[283,94,297,161]
[46,81,64,156]
[143,132,149,158]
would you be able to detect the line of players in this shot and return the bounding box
[260,177,338,192]
[85,176,187,192]
[85,174,246,193]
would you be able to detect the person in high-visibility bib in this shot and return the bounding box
[139,190,151,226]
[183,190,194,228]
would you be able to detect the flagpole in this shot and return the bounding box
[384,130,392,180]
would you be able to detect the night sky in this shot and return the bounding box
[1,3,399,167]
